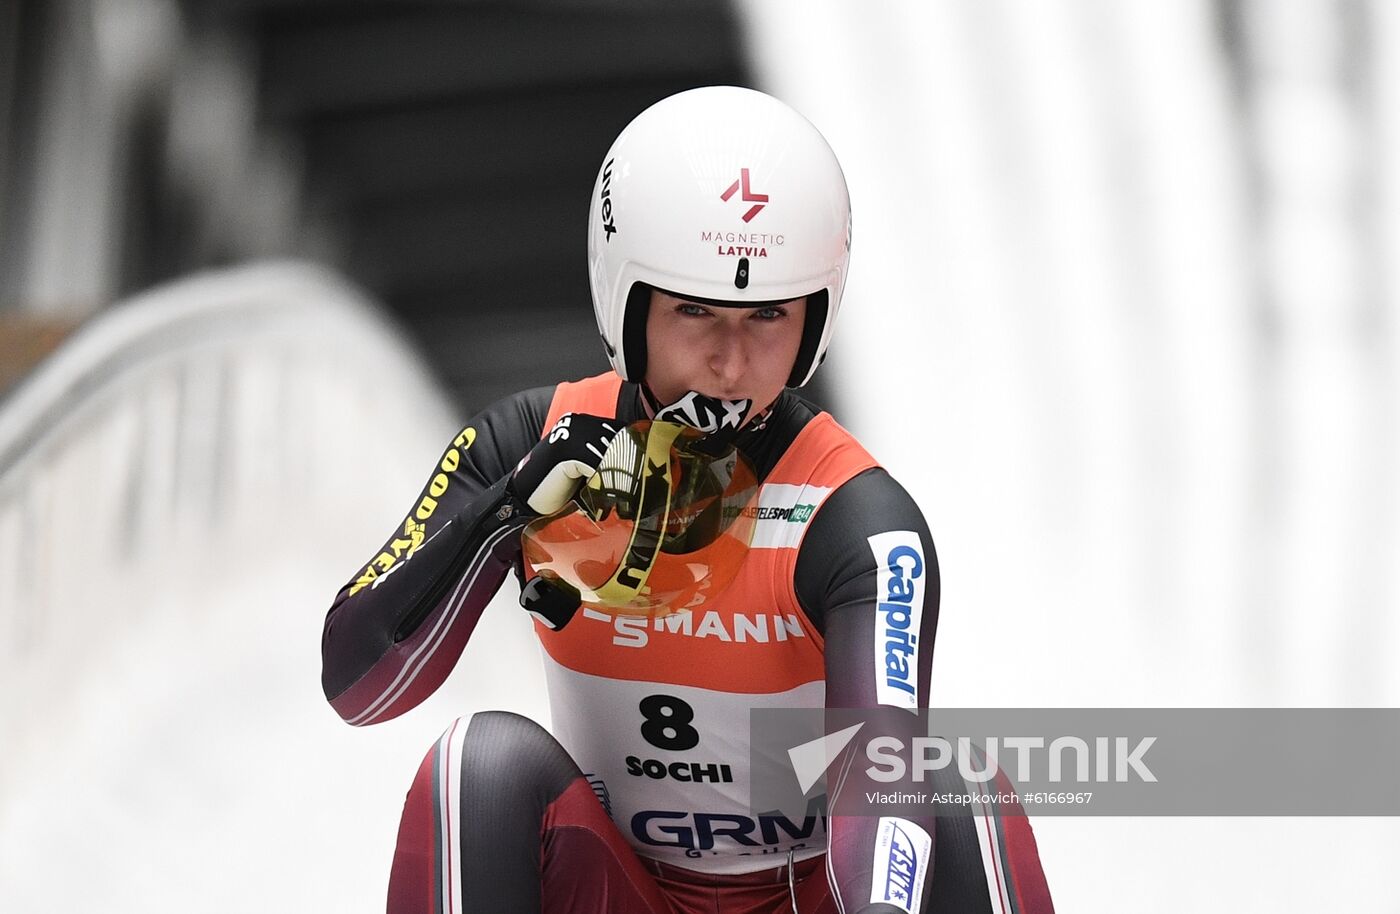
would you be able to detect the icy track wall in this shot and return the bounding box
[0,263,548,913]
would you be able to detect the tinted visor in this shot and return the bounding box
[521,420,759,616]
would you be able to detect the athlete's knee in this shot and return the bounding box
[396,712,579,855]
[466,709,555,749]
[392,713,606,914]
[460,711,581,799]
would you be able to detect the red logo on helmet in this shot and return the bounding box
[721,168,768,223]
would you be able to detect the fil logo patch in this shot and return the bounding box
[870,817,932,914]
[721,168,769,222]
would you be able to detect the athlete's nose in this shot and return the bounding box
[708,327,749,392]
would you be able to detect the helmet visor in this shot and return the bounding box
[521,420,759,616]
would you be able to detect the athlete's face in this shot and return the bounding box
[644,290,807,422]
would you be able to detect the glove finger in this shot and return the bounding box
[526,458,597,514]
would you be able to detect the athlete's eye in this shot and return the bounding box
[752,306,787,321]
[677,303,709,317]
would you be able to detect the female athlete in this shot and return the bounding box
[321,86,1054,914]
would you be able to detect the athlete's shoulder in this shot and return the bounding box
[826,466,926,526]
[794,466,935,631]
[449,385,558,483]
[810,397,926,537]
[550,371,623,399]
[541,372,632,429]
[732,390,861,483]
[469,385,558,440]
[482,384,556,428]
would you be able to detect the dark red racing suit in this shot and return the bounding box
[321,373,1054,914]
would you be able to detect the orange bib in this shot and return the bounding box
[529,373,878,873]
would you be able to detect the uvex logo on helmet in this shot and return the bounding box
[599,158,617,241]
[721,168,768,222]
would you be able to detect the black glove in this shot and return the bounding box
[508,413,620,516]
[519,573,582,631]
[651,390,751,456]
[511,413,619,632]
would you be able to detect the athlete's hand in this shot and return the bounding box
[508,413,620,515]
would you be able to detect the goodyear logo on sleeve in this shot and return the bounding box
[867,530,925,710]
[348,426,476,595]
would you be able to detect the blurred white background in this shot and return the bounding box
[742,0,1400,909]
[2,0,1397,911]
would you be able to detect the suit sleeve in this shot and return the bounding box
[795,468,940,914]
[320,386,553,725]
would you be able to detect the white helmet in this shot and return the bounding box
[587,86,852,389]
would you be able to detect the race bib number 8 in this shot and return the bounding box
[639,695,700,751]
